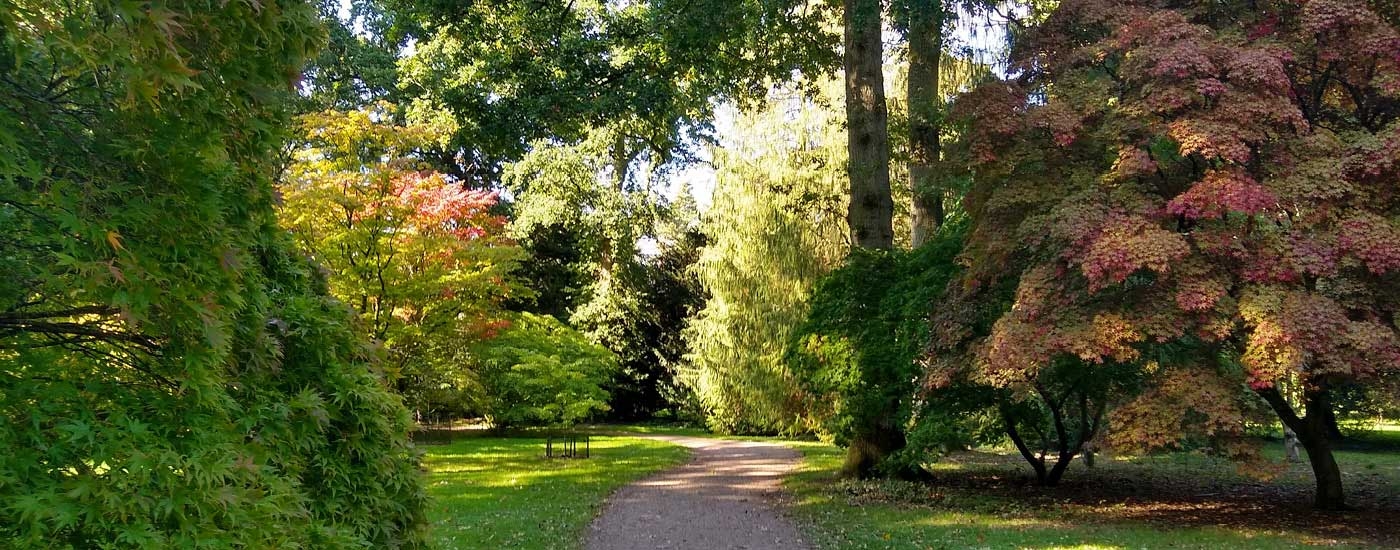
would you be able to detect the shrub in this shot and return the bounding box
[789,224,966,476]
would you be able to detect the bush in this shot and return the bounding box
[788,224,966,475]
[0,2,425,545]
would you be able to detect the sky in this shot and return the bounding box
[660,7,1015,216]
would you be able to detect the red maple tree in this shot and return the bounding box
[934,0,1400,509]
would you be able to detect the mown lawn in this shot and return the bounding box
[422,434,689,549]
[783,431,1400,550]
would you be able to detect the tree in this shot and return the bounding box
[941,0,1400,509]
[0,1,425,545]
[891,0,999,246]
[683,85,851,434]
[280,104,523,415]
[508,222,595,320]
[596,210,710,421]
[471,313,617,428]
[843,0,896,249]
[622,226,710,420]
[389,0,837,186]
[502,124,661,407]
[297,0,401,112]
[390,0,842,425]
[896,0,951,246]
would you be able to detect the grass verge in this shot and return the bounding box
[423,434,689,549]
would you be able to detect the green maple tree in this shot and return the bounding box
[1,1,426,545]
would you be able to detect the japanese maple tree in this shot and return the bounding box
[1,2,427,544]
[281,105,523,413]
[934,0,1400,509]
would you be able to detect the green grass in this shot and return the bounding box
[422,434,689,549]
[782,442,1389,549]
[443,424,1397,548]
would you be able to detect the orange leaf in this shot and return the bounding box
[106,231,125,252]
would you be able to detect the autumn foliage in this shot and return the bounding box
[932,0,1400,508]
[281,105,523,416]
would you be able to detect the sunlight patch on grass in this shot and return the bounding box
[423,435,688,550]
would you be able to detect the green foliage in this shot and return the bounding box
[298,0,401,112]
[0,0,425,546]
[789,223,966,472]
[681,84,851,434]
[472,313,617,427]
[500,120,709,422]
[579,228,709,422]
[391,0,838,185]
[508,222,596,320]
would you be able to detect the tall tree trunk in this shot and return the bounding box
[1259,385,1349,510]
[598,134,634,281]
[843,0,894,250]
[906,0,945,247]
[841,0,900,476]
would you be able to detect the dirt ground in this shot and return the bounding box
[585,435,809,550]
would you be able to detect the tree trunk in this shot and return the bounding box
[1320,402,1344,441]
[1043,452,1073,486]
[843,423,919,479]
[843,0,894,249]
[1259,385,1348,510]
[839,0,902,478]
[906,0,945,247]
[1002,410,1048,483]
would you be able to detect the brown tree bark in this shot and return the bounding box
[1258,384,1349,510]
[906,0,945,247]
[843,0,894,250]
[843,422,913,479]
[841,0,901,477]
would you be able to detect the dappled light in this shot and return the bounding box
[424,435,688,549]
[4,0,1398,548]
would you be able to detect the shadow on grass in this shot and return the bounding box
[788,443,1400,549]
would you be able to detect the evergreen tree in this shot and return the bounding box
[684,83,850,433]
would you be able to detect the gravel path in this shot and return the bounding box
[584,435,810,550]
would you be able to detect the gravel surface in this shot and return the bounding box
[584,435,809,550]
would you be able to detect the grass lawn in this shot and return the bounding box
[782,434,1400,550]
[422,434,689,549]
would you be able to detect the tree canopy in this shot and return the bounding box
[933,0,1400,508]
[1,1,425,545]
[5,0,1398,542]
